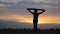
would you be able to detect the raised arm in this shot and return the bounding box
[27,9,34,14]
[38,9,45,15]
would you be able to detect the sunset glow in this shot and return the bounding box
[0,0,60,25]
[0,14,60,24]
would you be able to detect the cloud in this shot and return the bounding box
[0,20,60,29]
[0,4,10,7]
[0,0,60,13]
[1,0,21,4]
[0,0,60,24]
[0,0,60,16]
[24,0,60,4]
[1,0,60,3]
[0,20,33,29]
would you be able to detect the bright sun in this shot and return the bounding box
[18,20,44,24]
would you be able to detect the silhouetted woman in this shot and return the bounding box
[27,8,45,30]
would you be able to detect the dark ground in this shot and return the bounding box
[0,28,60,34]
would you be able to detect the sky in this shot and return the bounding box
[0,0,60,26]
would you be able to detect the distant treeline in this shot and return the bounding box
[0,28,60,34]
[0,28,60,30]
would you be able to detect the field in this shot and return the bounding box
[0,28,60,34]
